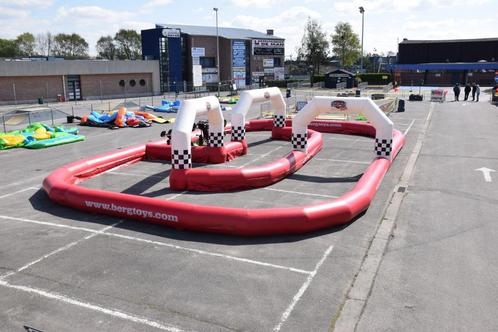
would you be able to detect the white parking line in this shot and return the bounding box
[166,190,188,201]
[314,158,371,165]
[108,171,165,179]
[0,215,312,275]
[403,119,416,135]
[0,186,39,200]
[273,245,334,331]
[0,279,183,332]
[263,187,339,199]
[238,146,283,168]
[0,221,123,281]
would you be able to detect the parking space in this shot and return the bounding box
[0,102,428,331]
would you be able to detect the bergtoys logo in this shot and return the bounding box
[331,100,347,110]
[264,91,270,99]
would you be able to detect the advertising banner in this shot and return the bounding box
[263,58,274,67]
[192,65,202,87]
[274,67,285,80]
[191,47,205,57]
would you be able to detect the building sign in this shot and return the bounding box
[264,68,274,75]
[202,67,218,83]
[232,40,246,68]
[263,58,274,67]
[191,47,205,57]
[192,64,202,87]
[252,39,285,56]
[274,67,285,80]
[162,28,180,38]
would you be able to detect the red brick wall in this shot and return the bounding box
[0,76,63,102]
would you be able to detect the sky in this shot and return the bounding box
[0,0,497,57]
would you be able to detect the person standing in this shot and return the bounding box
[453,83,461,101]
[464,83,471,101]
[471,82,477,101]
[476,84,481,102]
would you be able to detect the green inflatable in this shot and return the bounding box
[0,123,85,150]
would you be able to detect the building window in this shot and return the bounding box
[273,57,282,67]
[119,80,125,87]
[200,57,216,68]
[130,79,136,87]
[139,79,146,86]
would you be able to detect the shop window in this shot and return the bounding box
[273,57,282,67]
[139,79,146,86]
[200,57,216,68]
[119,80,125,87]
[130,79,136,87]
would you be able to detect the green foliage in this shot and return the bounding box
[297,18,329,84]
[0,38,19,57]
[52,33,89,59]
[331,22,361,67]
[96,36,116,60]
[114,29,141,60]
[16,32,36,56]
[355,73,392,84]
[312,75,325,83]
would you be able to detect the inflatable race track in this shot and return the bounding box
[43,88,405,236]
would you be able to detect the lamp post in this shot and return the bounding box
[359,6,365,72]
[213,7,220,96]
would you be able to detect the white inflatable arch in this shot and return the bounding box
[171,96,224,169]
[292,96,394,159]
[231,87,286,141]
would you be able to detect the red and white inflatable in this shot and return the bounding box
[43,91,405,236]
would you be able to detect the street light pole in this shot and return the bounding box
[213,7,220,96]
[359,6,365,72]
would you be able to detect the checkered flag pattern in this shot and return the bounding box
[273,115,286,128]
[231,126,246,141]
[208,132,224,147]
[292,132,307,150]
[172,149,192,169]
[375,138,392,158]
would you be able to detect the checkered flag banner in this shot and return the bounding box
[292,132,307,151]
[273,114,286,128]
[375,138,392,158]
[172,149,192,169]
[231,126,246,141]
[208,132,224,147]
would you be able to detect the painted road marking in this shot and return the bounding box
[0,215,312,275]
[403,119,416,135]
[0,279,184,332]
[238,146,283,168]
[475,167,496,183]
[0,221,123,281]
[273,245,334,331]
[314,158,371,165]
[0,187,39,200]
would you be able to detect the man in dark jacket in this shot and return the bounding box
[453,83,461,101]
[464,83,471,101]
[471,83,477,101]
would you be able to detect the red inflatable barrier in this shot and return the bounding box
[43,120,405,236]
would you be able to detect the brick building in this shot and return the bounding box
[0,59,160,104]
[141,24,285,92]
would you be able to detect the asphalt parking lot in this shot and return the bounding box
[1,97,496,331]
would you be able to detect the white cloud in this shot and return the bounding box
[0,0,53,7]
[230,0,283,9]
[0,6,29,19]
[141,0,173,10]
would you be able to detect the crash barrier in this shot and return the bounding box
[43,118,405,236]
[293,97,394,159]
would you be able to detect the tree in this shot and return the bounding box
[16,32,36,56]
[331,22,361,68]
[52,33,89,59]
[0,39,19,57]
[297,18,329,86]
[36,32,54,56]
[114,29,141,60]
[96,36,116,60]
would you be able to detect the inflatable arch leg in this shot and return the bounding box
[230,87,286,141]
[171,96,224,169]
[292,97,394,159]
